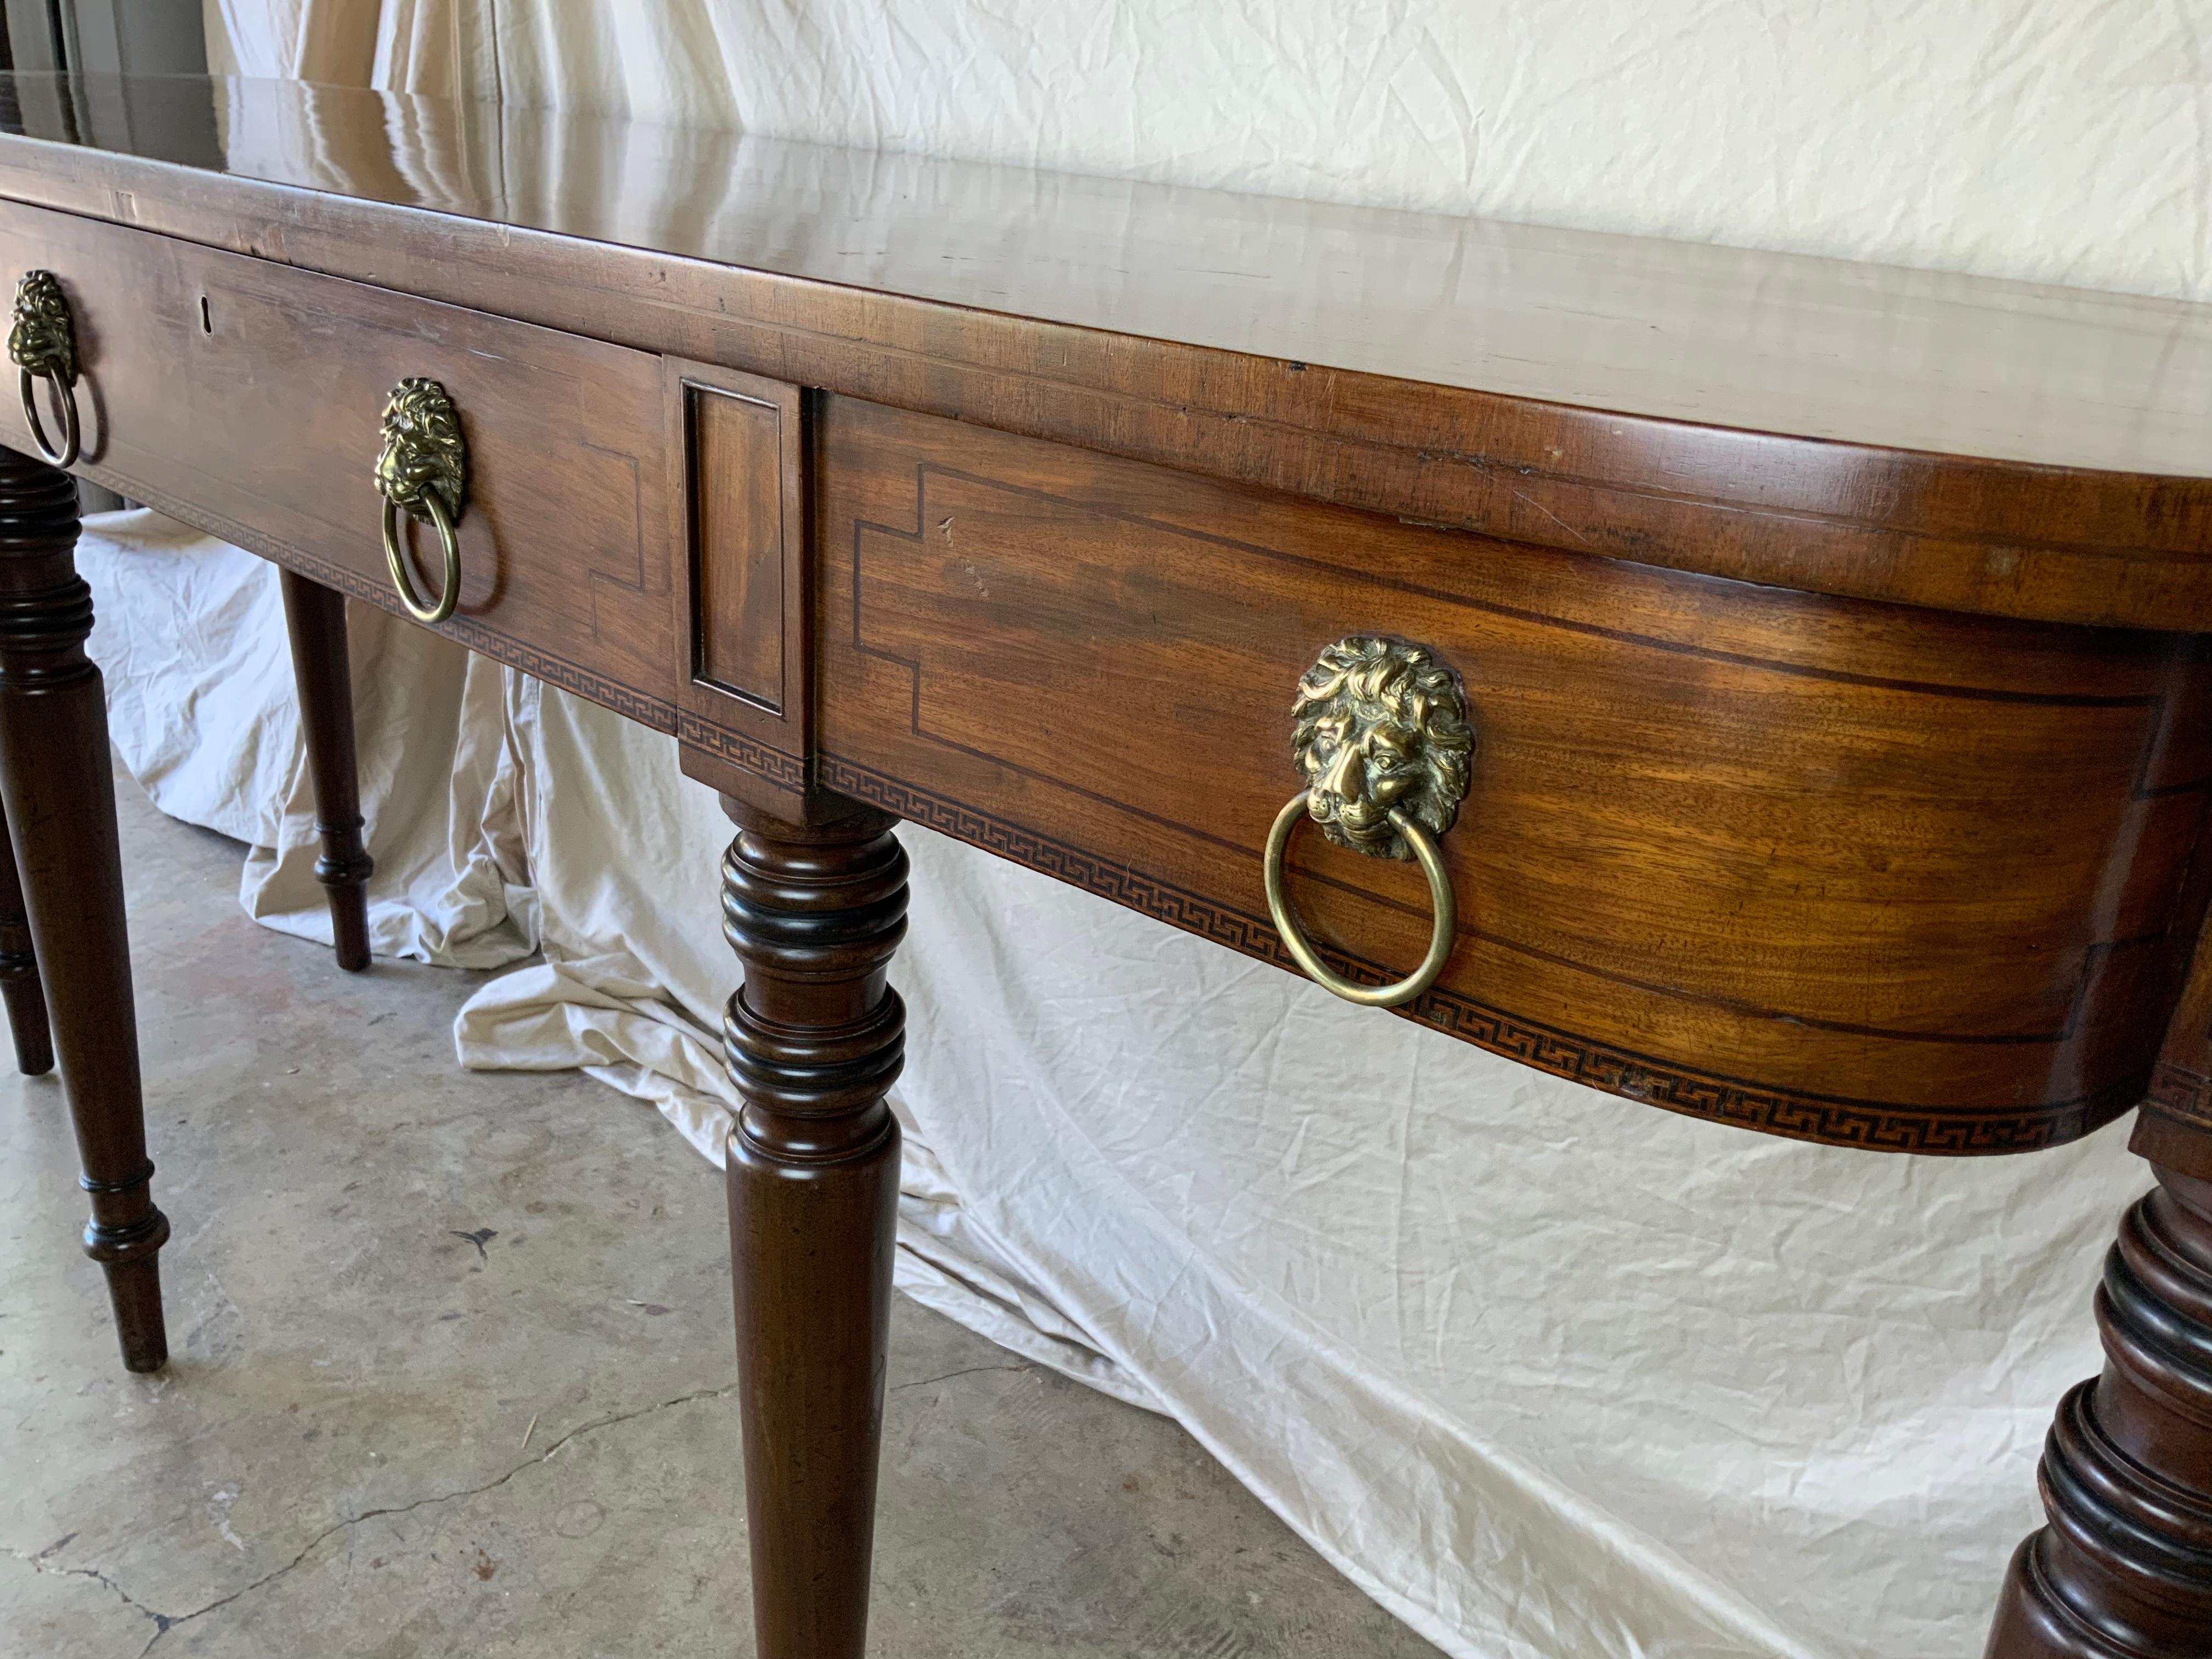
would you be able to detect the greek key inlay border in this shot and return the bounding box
[819,755,2134,1156]
[676,712,808,789]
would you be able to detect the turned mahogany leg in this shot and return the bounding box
[278,570,372,970]
[1986,1157,2212,1656]
[0,791,52,1075]
[0,447,166,1370]
[720,795,905,1659]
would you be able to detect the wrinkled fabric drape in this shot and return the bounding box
[150,7,2212,1653]
[205,0,379,86]
[206,0,492,100]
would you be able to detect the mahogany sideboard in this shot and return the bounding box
[1,70,2209,1658]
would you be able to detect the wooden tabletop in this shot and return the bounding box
[0,69,2207,631]
[4,69,2205,479]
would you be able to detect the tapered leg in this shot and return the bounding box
[0,445,166,1370]
[0,790,52,1075]
[278,571,372,970]
[721,795,905,1659]
[1985,1159,2212,1656]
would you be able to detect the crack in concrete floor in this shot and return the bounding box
[5,1543,172,1640]
[13,1382,744,1656]
[16,1364,1042,1654]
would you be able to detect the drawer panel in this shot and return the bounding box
[815,394,2212,1153]
[0,199,675,727]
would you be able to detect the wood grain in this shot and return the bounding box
[279,571,373,971]
[0,442,166,1370]
[1985,1164,2212,1657]
[4,73,2207,477]
[692,390,787,710]
[2,59,2209,1657]
[0,75,2204,630]
[815,394,2212,1152]
[0,195,678,730]
[0,779,52,1076]
[720,795,905,1659]
[667,359,811,808]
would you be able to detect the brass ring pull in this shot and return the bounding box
[373,377,466,625]
[1262,635,1476,1009]
[16,365,79,469]
[380,488,460,624]
[1263,795,1455,1007]
[8,272,80,469]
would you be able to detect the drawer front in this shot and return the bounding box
[0,199,675,729]
[815,394,2212,1153]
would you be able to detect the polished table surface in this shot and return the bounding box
[0,68,2205,1659]
[8,71,2209,478]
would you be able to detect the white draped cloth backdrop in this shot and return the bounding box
[92,5,2204,1654]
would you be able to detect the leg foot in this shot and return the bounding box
[84,1198,170,1374]
[0,444,166,1370]
[721,795,905,1659]
[1985,1163,2212,1657]
[278,570,372,971]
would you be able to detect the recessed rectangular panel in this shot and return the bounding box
[664,359,811,808]
[690,385,787,712]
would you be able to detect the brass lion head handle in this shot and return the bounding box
[373,376,466,624]
[1263,636,1474,1007]
[9,270,80,467]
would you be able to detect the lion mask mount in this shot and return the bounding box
[7,270,75,386]
[1290,636,1474,862]
[373,376,466,522]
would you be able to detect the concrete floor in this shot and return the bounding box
[0,764,1440,1658]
